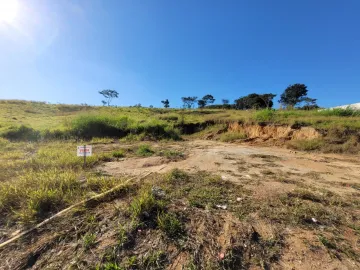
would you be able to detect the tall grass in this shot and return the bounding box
[0,141,124,224]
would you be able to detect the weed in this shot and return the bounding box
[123,255,138,268]
[254,109,275,122]
[159,149,184,160]
[165,168,189,183]
[141,251,167,269]
[136,144,154,156]
[112,150,125,158]
[287,139,324,151]
[220,132,247,142]
[82,233,97,250]
[129,189,166,224]
[96,262,123,270]
[157,212,185,239]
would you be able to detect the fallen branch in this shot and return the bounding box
[0,172,152,249]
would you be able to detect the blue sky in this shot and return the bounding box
[0,0,359,108]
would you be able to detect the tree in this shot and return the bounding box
[235,93,276,110]
[279,84,309,108]
[202,94,215,105]
[197,94,215,108]
[222,99,229,105]
[197,99,206,108]
[259,93,277,109]
[161,99,170,108]
[99,89,119,106]
[301,97,318,110]
[181,96,197,109]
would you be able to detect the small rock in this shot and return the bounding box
[311,218,317,223]
[151,186,166,198]
[236,197,243,202]
[218,253,225,260]
[221,175,227,180]
[216,204,227,210]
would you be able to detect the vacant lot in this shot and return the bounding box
[0,100,360,269]
[1,139,359,269]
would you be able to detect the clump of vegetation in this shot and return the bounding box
[165,168,189,183]
[141,251,167,269]
[82,232,97,250]
[158,149,184,160]
[136,144,154,156]
[2,125,41,141]
[112,150,125,158]
[157,212,185,239]
[287,139,324,151]
[254,109,275,122]
[129,189,166,223]
[220,131,247,142]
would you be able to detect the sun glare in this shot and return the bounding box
[0,0,19,24]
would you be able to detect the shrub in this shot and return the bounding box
[2,125,41,141]
[70,115,128,139]
[254,109,275,122]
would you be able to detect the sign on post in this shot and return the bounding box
[77,145,92,156]
[77,145,92,168]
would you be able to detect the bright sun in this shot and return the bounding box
[0,0,19,24]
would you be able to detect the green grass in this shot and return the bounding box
[2,100,360,142]
[287,139,325,151]
[220,131,247,142]
[112,150,125,158]
[136,144,154,156]
[82,232,97,250]
[129,188,166,222]
[0,141,125,225]
[157,212,184,239]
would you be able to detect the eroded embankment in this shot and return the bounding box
[227,122,321,140]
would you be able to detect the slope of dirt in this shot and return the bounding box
[227,123,321,141]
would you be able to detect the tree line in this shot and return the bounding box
[99,83,318,110]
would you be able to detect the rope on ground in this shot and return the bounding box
[0,172,152,249]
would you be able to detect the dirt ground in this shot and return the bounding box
[101,140,360,194]
[1,140,360,269]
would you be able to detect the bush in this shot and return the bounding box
[2,125,41,141]
[70,115,128,139]
[254,109,275,122]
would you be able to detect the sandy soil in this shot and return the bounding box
[100,140,360,195]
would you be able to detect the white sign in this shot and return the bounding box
[77,145,92,157]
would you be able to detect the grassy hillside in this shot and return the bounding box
[1,100,360,140]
